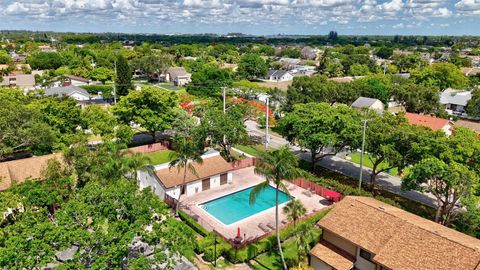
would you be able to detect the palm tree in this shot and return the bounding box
[283,199,306,227]
[169,135,203,216]
[125,151,153,183]
[295,223,316,262]
[249,146,303,270]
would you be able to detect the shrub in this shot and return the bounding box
[178,210,209,237]
[80,85,113,98]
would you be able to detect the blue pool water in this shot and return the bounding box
[199,185,291,225]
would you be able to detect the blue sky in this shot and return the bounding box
[0,0,479,35]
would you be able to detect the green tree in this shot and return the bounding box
[131,54,172,81]
[249,146,303,270]
[403,158,479,226]
[392,83,442,114]
[89,66,114,84]
[279,103,360,172]
[168,135,204,216]
[186,65,232,97]
[349,63,370,76]
[364,112,428,191]
[27,52,64,70]
[283,199,306,226]
[198,107,248,162]
[81,105,117,138]
[411,63,468,90]
[114,54,132,96]
[375,46,393,59]
[0,50,12,64]
[237,53,268,80]
[466,89,480,118]
[0,89,54,159]
[294,223,316,262]
[112,87,178,141]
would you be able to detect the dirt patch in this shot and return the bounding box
[256,81,292,91]
[455,119,480,133]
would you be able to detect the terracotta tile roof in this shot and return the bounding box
[155,155,232,189]
[405,112,451,131]
[317,196,480,270]
[0,154,62,191]
[310,241,354,270]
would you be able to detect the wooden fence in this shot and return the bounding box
[231,157,256,170]
[290,178,343,202]
[129,141,171,153]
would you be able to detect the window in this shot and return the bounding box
[359,249,372,261]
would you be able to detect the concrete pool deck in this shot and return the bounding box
[179,167,330,242]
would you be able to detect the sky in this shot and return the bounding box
[0,0,479,36]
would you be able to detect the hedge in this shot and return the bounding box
[223,210,329,263]
[178,210,209,237]
[80,85,113,97]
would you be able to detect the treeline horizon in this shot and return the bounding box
[2,30,480,47]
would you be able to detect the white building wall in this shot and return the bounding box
[71,80,88,86]
[310,257,333,270]
[210,174,220,189]
[70,93,90,101]
[227,172,233,183]
[186,180,202,196]
[166,186,180,200]
[137,170,166,200]
[323,231,356,256]
[355,249,377,270]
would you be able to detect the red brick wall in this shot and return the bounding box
[129,141,171,153]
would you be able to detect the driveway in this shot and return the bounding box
[245,120,437,208]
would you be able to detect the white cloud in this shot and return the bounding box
[455,0,480,16]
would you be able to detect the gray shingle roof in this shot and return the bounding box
[267,70,289,78]
[351,97,382,108]
[440,88,472,106]
[45,85,90,99]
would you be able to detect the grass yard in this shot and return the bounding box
[348,152,398,176]
[142,149,175,165]
[233,144,267,157]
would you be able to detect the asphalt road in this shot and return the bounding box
[245,120,437,208]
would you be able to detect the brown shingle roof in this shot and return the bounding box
[317,196,480,270]
[0,154,62,191]
[155,155,232,189]
[310,241,354,270]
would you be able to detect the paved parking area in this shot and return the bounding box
[180,167,330,242]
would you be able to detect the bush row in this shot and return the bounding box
[178,210,209,237]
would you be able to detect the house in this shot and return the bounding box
[0,154,63,191]
[63,75,93,86]
[137,150,233,200]
[309,196,480,270]
[38,45,56,52]
[301,46,317,60]
[163,67,192,86]
[290,65,316,76]
[0,74,36,90]
[405,112,453,136]
[351,97,384,113]
[440,88,472,115]
[266,70,293,82]
[45,85,91,101]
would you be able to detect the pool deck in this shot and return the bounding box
[179,167,330,242]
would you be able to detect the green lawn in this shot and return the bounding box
[233,144,267,157]
[348,152,398,176]
[142,149,175,165]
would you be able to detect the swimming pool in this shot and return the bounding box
[199,185,291,225]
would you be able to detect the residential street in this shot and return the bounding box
[245,120,437,208]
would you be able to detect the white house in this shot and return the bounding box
[351,97,384,113]
[137,150,233,201]
[266,70,294,82]
[45,85,91,101]
[440,88,472,115]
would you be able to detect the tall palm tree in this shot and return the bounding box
[125,151,153,182]
[295,223,316,262]
[249,146,303,270]
[169,135,203,216]
[283,199,306,227]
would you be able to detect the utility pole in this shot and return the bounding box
[222,87,227,146]
[113,60,117,105]
[265,96,269,150]
[358,116,368,191]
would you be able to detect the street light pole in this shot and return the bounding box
[358,116,368,191]
[265,96,269,150]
